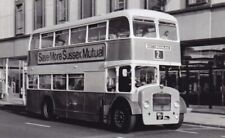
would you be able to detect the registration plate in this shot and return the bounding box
[156,112,163,120]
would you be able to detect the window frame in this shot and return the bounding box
[68,74,84,91]
[39,74,52,90]
[34,0,45,30]
[108,17,130,40]
[55,0,69,24]
[186,0,209,7]
[15,0,25,35]
[80,0,96,19]
[110,0,128,12]
[88,22,107,42]
[145,0,166,11]
[53,74,67,90]
[70,26,87,45]
[28,75,39,89]
[41,32,54,49]
[55,29,69,47]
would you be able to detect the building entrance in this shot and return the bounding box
[0,58,26,102]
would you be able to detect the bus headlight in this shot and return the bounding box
[174,101,180,108]
[143,101,150,109]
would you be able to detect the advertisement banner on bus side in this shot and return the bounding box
[37,44,105,64]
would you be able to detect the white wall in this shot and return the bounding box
[175,10,211,40]
[96,0,107,16]
[25,0,33,35]
[45,0,54,27]
[69,0,79,22]
[211,7,225,37]
[0,0,14,39]
[128,0,141,9]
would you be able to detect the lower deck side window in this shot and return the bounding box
[39,75,51,89]
[53,74,67,90]
[28,75,38,89]
[107,68,116,92]
[68,74,84,90]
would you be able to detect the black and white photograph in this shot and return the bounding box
[0,0,225,137]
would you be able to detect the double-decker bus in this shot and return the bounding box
[27,9,187,133]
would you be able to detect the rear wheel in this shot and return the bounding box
[41,100,55,120]
[111,104,136,133]
[164,113,184,129]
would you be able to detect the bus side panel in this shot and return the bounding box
[67,92,104,122]
[26,90,41,114]
[28,51,38,66]
[52,91,67,118]
[106,39,132,61]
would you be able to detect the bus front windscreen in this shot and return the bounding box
[135,66,157,87]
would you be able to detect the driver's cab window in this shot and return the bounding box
[135,66,157,87]
[107,68,116,92]
[119,66,131,92]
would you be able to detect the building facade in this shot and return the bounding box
[0,0,225,106]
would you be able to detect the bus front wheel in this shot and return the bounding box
[111,104,136,133]
[41,100,54,120]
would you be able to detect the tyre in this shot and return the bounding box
[111,104,136,133]
[164,113,184,129]
[41,100,55,120]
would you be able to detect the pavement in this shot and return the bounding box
[0,93,225,129]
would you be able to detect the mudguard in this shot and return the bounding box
[179,97,187,113]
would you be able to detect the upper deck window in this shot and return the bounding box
[41,32,54,48]
[159,22,177,41]
[30,34,40,50]
[55,30,69,47]
[88,22,106,42]
[108,17,129,39]
[133,19,156,38]
[71,26,86,44]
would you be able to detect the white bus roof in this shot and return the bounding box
[32,9,177,34]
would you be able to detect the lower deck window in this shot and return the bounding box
[68,74,84,90]
[53,74,66,90]
[28,75,38,89]
[107,68,116,92]
[39,75,51,89]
